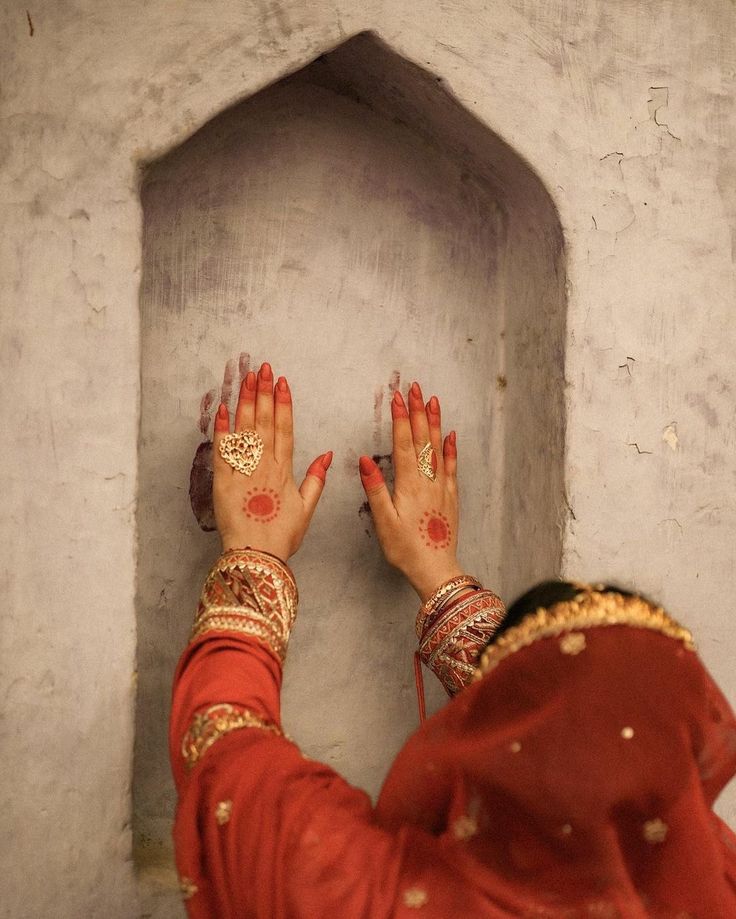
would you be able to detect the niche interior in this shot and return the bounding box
[135,30,566,893]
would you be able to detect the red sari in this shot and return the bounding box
[169,550,736,918]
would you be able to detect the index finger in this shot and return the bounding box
[213,402,233,477]
[274,376,294,469]
[391,390,415,487]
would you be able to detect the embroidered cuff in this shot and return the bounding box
[190,547,298,662]
[418,589,506,696]
[181,702,282,770]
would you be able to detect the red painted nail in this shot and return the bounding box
[306,455,327,483]
[410,381,421,397]
[359,455,384,490]
[217,403,228,418]
[391,391,409,419]
[274,378,291,404]
[245,371,257,392]
[321,451,334,470]
[429,396,440,414]
[449,430,456,446]
[260,362,272,382]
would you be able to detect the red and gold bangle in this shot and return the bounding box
[419,588,506,695]
[190,547,298,662]
[415,574,482,637]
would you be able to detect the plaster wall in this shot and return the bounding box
[1,2,734,918]
[135,34,564,868]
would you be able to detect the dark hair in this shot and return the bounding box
[490,579,651,644]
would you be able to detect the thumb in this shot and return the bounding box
[299,451,333,518]
[359,456,397,525]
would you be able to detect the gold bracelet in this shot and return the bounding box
[415,574,483,636]
[190,548,298,662]
[435,583,481,615]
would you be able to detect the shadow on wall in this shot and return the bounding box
[134,30,566,879]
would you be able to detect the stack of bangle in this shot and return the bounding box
[415,575,483,638]
[415,573,506,696]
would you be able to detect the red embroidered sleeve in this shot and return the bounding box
[169,549,507,918]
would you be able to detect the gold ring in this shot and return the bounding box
[417,442,436,481]
[218,430,264,476]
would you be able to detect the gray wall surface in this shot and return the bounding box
[1,2,734,917]
[136,35,565,873]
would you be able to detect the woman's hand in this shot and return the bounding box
[359,382,462,602]
[212,361,332,561]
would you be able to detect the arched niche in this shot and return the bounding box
[135,29,566,891]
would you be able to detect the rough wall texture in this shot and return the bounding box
[135,34,565,872]
[1,1,734,917]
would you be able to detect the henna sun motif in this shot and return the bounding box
[243,488,281,523]
[419,510,451,550]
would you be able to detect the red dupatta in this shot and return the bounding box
[170,557,736,918]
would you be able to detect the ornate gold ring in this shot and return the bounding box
[417,442,437,481]
[219,430,264,476]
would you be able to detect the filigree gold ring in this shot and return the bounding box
[218,430,264,476]
[417,442,437,481]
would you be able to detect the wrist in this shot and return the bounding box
[220,537,291,564]
[410,560,465,603]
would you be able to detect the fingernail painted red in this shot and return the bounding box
[359,455,377,475]
[306,456,327,483]
[391,396,409,420]
[410,382,421,397]
[429,396,440,414]
[260,362,273,382]
[245,371,257,392]
[450,430,457,446]
[274,376,291,403]
[321,451,334,470]
[214,403,229,432]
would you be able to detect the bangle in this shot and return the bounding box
[190,547,298,662]
[435,584,481,615]
[416,574,482,637]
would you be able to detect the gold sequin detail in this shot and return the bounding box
[509,741,522,753]
[560,823,573,836]
[643,817,668,843]
[559,631,586,655]
[403,887,429,908]
[475,591,694,679]
[182,703,282,769]
[621,726,635,739]
[179,876,198,900]
[215,799,233,825]
[452,815,478,840]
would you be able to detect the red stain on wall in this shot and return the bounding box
[189,441,216,531]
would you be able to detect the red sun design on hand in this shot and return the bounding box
[243,488,281,523]
[419,510,451,549]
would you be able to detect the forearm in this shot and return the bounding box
[169,548,297,791]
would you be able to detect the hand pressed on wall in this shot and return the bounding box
[359,382,463,602]
[212,361,332,561]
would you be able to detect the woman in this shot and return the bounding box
[169,362,736,918]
